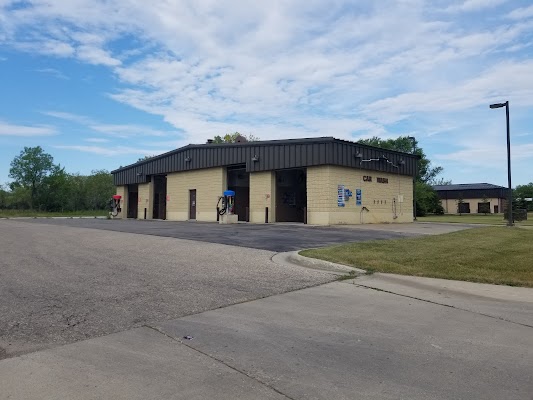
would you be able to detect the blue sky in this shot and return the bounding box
[1,0,532,186]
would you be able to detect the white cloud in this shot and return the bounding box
[90,124,172,138]
[42,110,180,138]
[363,60,533,124]
[446,0,507,12]
[436,143,533,165]
[507,5,533,20]
[1,0,533,183]
[41,111,93,124]
[53,145,169,157]
[76,45,121,67]
[34,68,69,79]
[14,39,75,57]
[84,138,110,143]
[0,121,57,136]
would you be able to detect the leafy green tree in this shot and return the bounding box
[0,184,9,209]
[415,181,443,216]
[514,182,533,211]
[6,186,31,209]
[212,132,259,143]
[137,155,156,162]
[480,195,490,215]
[9,146,55,209]
[433,178,452,185]
[457,193,465,215]
[38,165,71,212]
[85,170,114,210]
[357,136,443,184]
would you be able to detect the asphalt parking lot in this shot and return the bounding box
[21,218,417,251]
[0,220,334,359]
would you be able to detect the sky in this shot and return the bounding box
[1,0,532,187]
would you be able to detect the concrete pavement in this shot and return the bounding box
[355,273,533,327]
[0,327,286,400]
[1,278,531,400]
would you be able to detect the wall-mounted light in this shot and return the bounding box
[252,155,259,162]
[185,156,191,162]
[136,172,143,177]
[398,159,405,166]
[354,152,362,159]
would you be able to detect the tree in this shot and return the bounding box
[433,178,452,186]
[415,181,444,216]
[0,184,9,209]
[514,182,533,212]
[85,170,114,210]
[137,155,156,162]
[212,132,259,144]
[9,146,55,209]
[457,193,465,215]
[38,165,71,212]
[357,136,444,184]
[480,195,490,215]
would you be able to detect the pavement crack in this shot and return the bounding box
[350,282,533,329]
[143,324,297,400]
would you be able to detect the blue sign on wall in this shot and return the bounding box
[337,185,345,207]
[356,188,362,206]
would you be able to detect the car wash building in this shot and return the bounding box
[111,137,419,225]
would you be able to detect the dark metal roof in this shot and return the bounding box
[433,183,508,200]
[112,137,420,186]
[432,183,506,191]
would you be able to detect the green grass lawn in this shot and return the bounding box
[300,227,533,287]
[418,213,533,226]
[0,209,108,218]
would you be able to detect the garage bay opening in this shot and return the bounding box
[276,168,307,223]
[153,175,167,220]
[127,184,138,219]
[227,166,250,221]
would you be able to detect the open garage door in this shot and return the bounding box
[276,169,307,223]
[127,184,138,219]
[227,166,250,222]
[153,175,167,220]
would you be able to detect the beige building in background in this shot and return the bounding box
[433,183,508,214]
[112,137,419,225]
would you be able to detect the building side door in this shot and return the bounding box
[189,189,196,220]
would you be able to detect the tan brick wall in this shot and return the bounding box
[249,171,276,223]
[441,197,503,214]
[137,182,153,219]
[166,167,225,221]
[307,165,413,225]
[115,186,127,219]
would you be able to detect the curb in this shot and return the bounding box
[272,251,366,276]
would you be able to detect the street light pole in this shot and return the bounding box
[408,136,417,221]
[490,101,513,227]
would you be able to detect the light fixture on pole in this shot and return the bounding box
[489,101,513,227]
